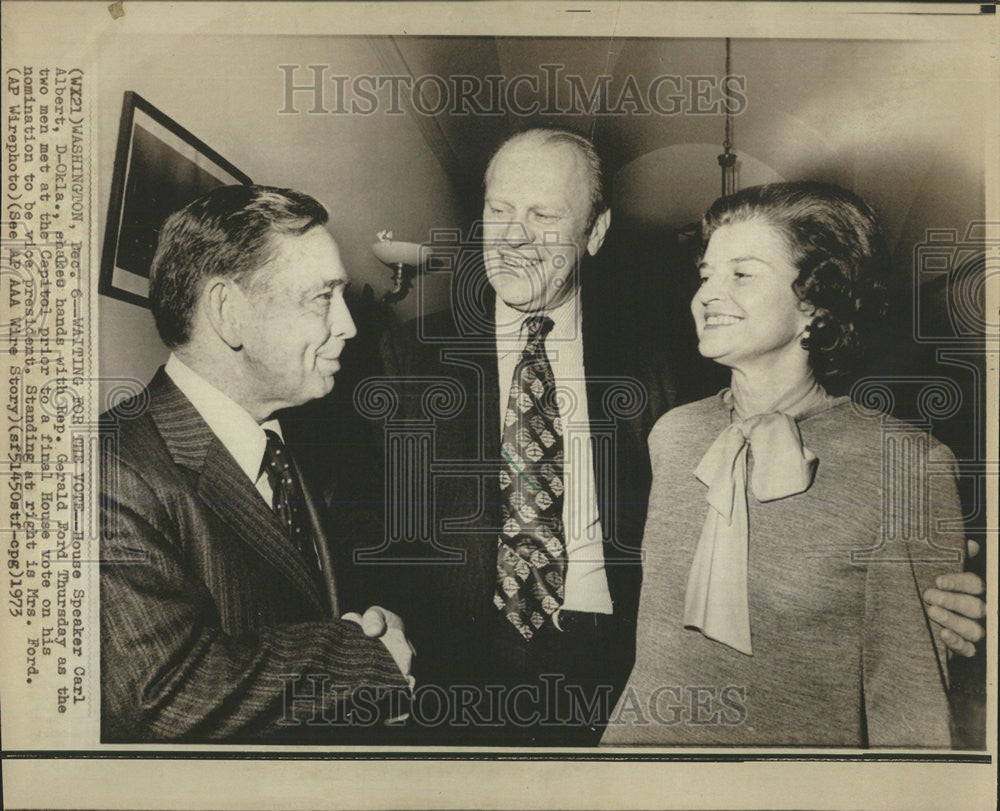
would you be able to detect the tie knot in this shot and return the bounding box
[525,315,554,337]
[262,429,291,476]
[524,316,554,355]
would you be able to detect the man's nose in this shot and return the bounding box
[500,217,534,247]
[331,297,357,340]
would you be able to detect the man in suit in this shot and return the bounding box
[100,185,413,743]
[370,127,987,745]
[373,128,680,744]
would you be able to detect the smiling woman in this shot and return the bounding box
[602,182,965,747]
[692,219,815,397]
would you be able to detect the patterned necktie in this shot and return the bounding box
[261,429,323,578]
[494,315,566,640]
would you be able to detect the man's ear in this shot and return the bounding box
[586,208,612,256]
[203,277,244,350]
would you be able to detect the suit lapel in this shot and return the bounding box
[451,280,501,466]
[580,271,614,544]
[473,304,503,610]
[197,445,327,614]
[147,369,328,615]
[480,307,502,471]
[429,285,503,620]
[291,454,340,617]
[581,269,652,612]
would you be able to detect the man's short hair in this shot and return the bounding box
[149,184,329,348]
[484,128,608,232]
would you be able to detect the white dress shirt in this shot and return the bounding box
[165,354,282,506]
[495,293,614,615]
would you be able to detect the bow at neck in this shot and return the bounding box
[683,376,842,655]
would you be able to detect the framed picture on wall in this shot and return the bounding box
[99,91,252,308]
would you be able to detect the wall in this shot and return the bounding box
[96,35,989,410]
[96,33,464,409]
[610,38,987,245]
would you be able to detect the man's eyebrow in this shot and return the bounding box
[302,278,347,298]
[530,204,566,215]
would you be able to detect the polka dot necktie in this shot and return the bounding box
[494,315,566,640]
[261,429,324,581]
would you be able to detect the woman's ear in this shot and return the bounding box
[801,306,830,344]
[203,277,244,350]
[797,296,820,328]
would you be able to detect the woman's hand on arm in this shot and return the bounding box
[923,540,986,658]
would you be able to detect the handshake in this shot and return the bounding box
[343,606,417,690]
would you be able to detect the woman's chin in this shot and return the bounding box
[696,342,736,366]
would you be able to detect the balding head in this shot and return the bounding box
[481,128,612,313]
[484,128,608,232]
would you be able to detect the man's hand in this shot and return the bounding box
[343,606,416,687]
[923,540,986,658]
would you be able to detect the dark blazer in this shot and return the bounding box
[100,369,407,743]
[370,260,680,700]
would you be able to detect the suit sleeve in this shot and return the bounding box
[862,438,964,747]
[100,454,408,743]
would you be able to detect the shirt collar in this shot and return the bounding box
[494,289,583,357]
[165,354,282,485]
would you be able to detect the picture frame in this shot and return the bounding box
[99,91,252,308]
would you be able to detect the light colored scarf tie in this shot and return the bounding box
[683,379,837,655]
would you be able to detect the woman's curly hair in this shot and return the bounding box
[701,181,889,391]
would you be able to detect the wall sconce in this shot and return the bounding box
[371,229,422,304]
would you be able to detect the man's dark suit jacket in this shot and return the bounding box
[365,258,687,728]
[100,369,407,743]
